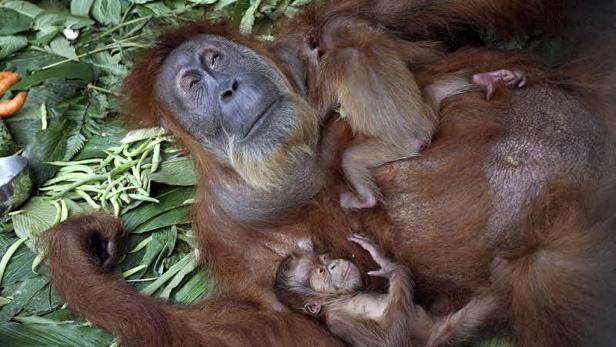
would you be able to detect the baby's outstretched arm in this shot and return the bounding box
[349,234,420,346]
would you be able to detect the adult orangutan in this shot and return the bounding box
[45,0,616,346]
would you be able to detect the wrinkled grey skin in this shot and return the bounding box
[155,35,322,222]
[155,34,293,159]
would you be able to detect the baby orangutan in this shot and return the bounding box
[274,235,500,347]
[311,32,527,210]
[275,234,420,346]
[301,21,528,210]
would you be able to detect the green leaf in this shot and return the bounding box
[75,130,123,160]
[34,11,94,31]
[121,127,166,144]
[0,276,48,321]
[0,35,28,60]
[134,206,190,233]
[0,237,27,286]
[290,0,311,6]
[0,297,11,307]
[11,197,57,242]
[33,26,61,45]
[144,2,173,15]
[46,36,78,60]
[121,187,194,231]
[91,0,122,25]
[215,0,239,12]
[122,187,194,231]
[137,231,168,272]
[0,50,63,75]
[71,0,95,17]
[240,0,262,34]
[0,9,33,35]
[64,132,86,161]
[2,1,44,18]
[140,253,193,295]
[150,157,197,186]
[160,255,197,299]
[240,0,261,34]
[19,283,64,316]
[89,54,128,76]
[188,0,219,4]
[11,62,94,90]
[232,0,250,27]
[0,234,36,287]
[174,270,216,304]
[0,321,114,346]
[22,119,72,186]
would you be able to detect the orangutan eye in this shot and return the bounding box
[188,78,201,89]
[202,49,222,70]
[180,72,202,91]
[210,53,221,68]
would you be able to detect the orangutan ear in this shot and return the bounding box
[304,302,322,316]
[297,239,314,252]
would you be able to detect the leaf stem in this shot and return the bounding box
[87,84,118,96]
[81,16,152,46]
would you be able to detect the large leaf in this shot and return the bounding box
[136,231,169,273]
[160,254,197,299]
[91,0,122,25]
[150,157,197,186]
[174,270,216,304]
[232,0,250,28]
[45,36,78,60]
[0,35,28,60]
[121,187,194,231]
[0,50,63,75]
[20,283,64,316]
[70,0,95,17]
[133,206,190,233]
[0,321,113,347]
[11,197,57,242]
[11,62,94,90]
[22,119,72,186]
[0,276,48,321]
[1,1,44,18]
[239,0,262,34]
[0,9,33,35]
[0,235,36,287]
[140,253,193,295]
[33,11,94,30]
[75,124,126,159]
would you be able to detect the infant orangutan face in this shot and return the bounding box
[308,254,363,294]
[274,240,366,317]
[280,240,363,297]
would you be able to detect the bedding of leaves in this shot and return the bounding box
[0,1,525,346]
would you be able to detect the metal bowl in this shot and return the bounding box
[0,156,33,214]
